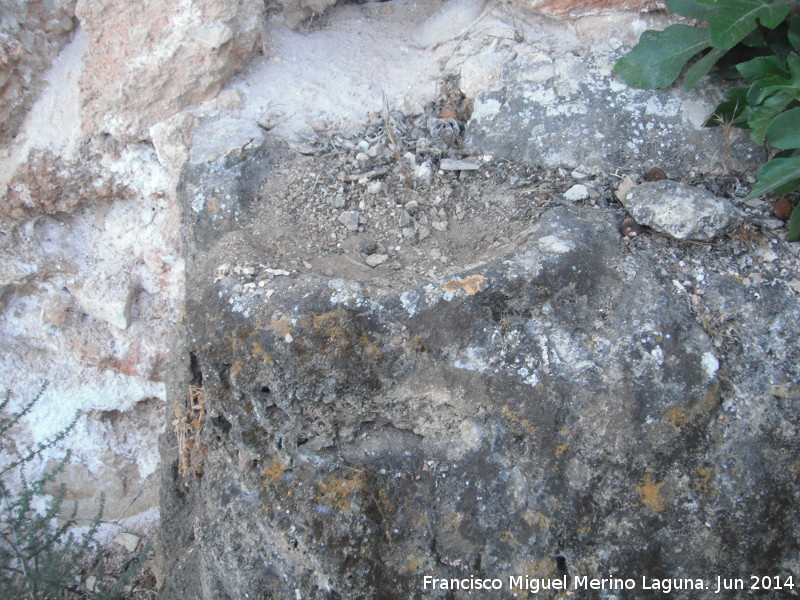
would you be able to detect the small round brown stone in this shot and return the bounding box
[619,217,645,238]
[645,167,667,182]
[772,196,793,221]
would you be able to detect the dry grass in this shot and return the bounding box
[171,385,207,485]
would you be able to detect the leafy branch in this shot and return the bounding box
[614,0,800,240]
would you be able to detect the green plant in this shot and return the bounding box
[614,0,800,241]
[0,384,147,599]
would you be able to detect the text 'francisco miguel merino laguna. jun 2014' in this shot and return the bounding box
[422,574,795,594]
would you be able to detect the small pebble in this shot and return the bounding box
[773,196,793,221]
[645,167,667,182]
[338,210,361,231]
[365,254,389,267]
[402,152,417,168]
[414,162,433,185]
[619,217,645,238]
[440,158,479,171]
[564,184,589,201]
[330,194,346,209]
[366,181,386,195]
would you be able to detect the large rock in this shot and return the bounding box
[466,51,764,174]
[0,0,76,147]
[160,133,799,599]
[621,179,744,241]
[75,0,264,141]
[0,140,182,535]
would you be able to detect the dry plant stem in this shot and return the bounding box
[172,385,207,485]
[0,486,36,600]
[381,92,403,163]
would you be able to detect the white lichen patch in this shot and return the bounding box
[453,347,490,373]
[537,235,574,254]
[701,351,719,379]
[470,97,502,123]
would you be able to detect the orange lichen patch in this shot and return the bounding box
[262,460,288,486]
[360,334,381,359]
[251,341,274,364]
[377,488,392,513]
[664,408,689,427]
[412,515,429,528]
[311,310,348,334]
[520,557,560,584]
[694,466,714,495]
[443,274,486,296]
[792,461,800,478]
[501,404,537,436]
[296,309,381,361]
[509,558,556,595]
[230,363,244,380]
[555,442,569,457]
[443,511,463,532]
[405,557,422,573]
[636,475,666,511]
[522,510,552,530]
[316,471,365,512]
[501,530,518,545]
[269,318,293,338]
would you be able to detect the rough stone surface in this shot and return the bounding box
[2,0,796,594]
[411,0,487,48]
[521,0,663,18]
[622,180,745,241]
[466,51,764,174]
[75,0,264,141]
[0,0,76,147]
[0,140,182,534]
[1,147,130,222]
[160,132,800,599]
[459,51,507,99]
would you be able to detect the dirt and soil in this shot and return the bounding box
[215,90,800,311]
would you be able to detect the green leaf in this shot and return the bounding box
[705,86,750,126]
[684,47,729,90]
[737,55,790,83]
[789,15,800,53]
[748,91,795,144]
[788,202,800,241]
[614,25,711,89]
[741,54,800,105]
[766,106,800,148]
[699,0,789,49]
[745,155,800,200]
[741,27,768,48]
